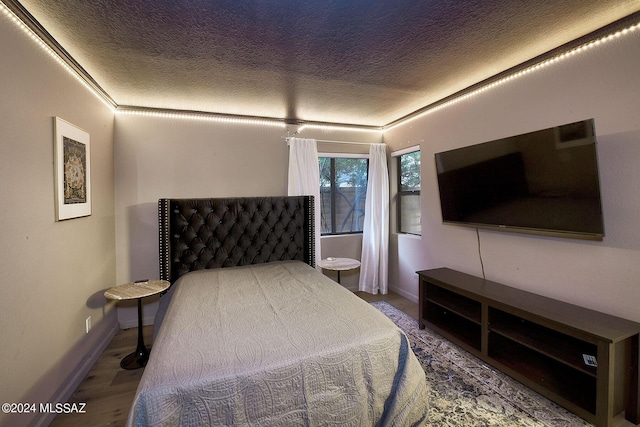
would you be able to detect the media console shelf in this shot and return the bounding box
[417,267,640,427]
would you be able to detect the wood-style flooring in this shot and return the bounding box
[49,291,416,427]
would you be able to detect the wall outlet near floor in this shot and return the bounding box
[85,316,92,334]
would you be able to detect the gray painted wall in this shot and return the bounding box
[0,13,116,427]
[385,30,640,323]
[113,117,381,326]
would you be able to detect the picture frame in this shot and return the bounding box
[54,117,91,220]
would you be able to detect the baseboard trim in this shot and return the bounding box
[18,309,119,427]
[118,314,156,329]
[389,286,418,303]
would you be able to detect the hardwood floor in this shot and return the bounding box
[355,290,419,320]
[49,325,154,427]
[49,291,416,426]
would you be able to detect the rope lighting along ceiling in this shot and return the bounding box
[3,0,640,129]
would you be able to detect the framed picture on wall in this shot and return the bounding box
[54,117,91,220]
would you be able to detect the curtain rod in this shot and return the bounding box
[285,137,382,146]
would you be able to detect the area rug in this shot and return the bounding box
[371,301,592,427]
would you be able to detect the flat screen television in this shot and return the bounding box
[434,119,604,240]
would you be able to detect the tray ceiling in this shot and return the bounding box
[9,0,640,127]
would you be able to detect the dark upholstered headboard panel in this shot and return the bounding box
[159,196,315,283]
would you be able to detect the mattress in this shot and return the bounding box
[127,260,428,426]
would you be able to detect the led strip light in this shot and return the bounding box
[384,20,640,131]
[0,1,117,110]
[296,123,383,134]
[116,107,287,128]
[3,1,639,132]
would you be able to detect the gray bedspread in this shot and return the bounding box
[127,261,428,426]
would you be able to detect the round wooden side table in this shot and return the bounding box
[317,257,361,284]
[104,279,170,369]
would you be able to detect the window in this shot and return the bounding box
[319,156,368,234]
[397,150,421,235]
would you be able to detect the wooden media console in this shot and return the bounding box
[417,267,640,427]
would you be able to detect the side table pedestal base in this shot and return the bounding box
[121,297,149,370]
[120,346,150,370]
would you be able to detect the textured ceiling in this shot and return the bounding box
[10,0,640,127]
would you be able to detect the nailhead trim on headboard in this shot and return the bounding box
[159,198,171,282]
[306,195,316,269]
[158,196,315,283]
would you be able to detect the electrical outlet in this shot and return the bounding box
[85,316,92,334]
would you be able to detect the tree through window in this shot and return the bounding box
[398,150,421,235]
[319,157,368,234]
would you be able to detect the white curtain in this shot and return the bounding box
[287,138,321,267]
[359,143,389,294]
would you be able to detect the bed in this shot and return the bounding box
[127,196,428,426]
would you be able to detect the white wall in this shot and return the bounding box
[0,13,116,427]
[114,117,381,325]
[384,31,640,323]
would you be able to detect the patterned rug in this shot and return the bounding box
[371,301,592,427]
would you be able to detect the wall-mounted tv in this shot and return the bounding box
[435,119,604,240]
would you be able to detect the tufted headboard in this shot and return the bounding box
[158,196,315,284]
